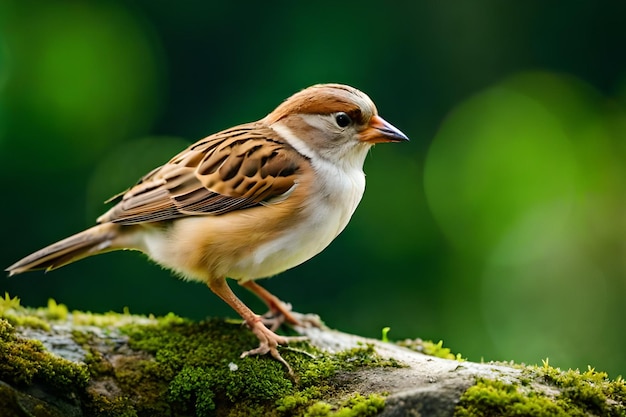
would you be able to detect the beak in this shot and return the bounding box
[359,115,410,144]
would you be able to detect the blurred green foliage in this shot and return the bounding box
[1,0,625,378]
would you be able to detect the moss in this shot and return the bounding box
[0,319,88,391]
[336,343,403,369]
[0,293,71,330]
[0,293,50,330]
[397,338,464,361]
[117,317,392,416]
[5,293,626,416]
[1,295,394,416]
[455,378,569,417]
[83,390,139,417]
[455,360,626,416]
[0,292,21,314]
[82,347,116,378]
[70,329,90,347]
[533,359,626,416]
[305,401,334,416]
[71,309,136,327]
[383,328,463,362]
[43,299,69,321]
[2,313,51,330]
[276,388,319,413]
[302,394,385,417]
[79,336,171,416]
[335,393,385,416]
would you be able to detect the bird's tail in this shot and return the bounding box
[5,223,120,276]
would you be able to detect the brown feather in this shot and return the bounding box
[5,223,120,275]
[97,123,305,225]
[265,84,375,125]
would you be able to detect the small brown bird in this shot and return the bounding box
[6,84,408,370]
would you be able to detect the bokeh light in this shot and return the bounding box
[425,71,626,375]
[0,0,164,170]
[425,80,579,259]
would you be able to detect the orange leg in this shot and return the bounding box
[207,277,300,374]
[240,280,301,328]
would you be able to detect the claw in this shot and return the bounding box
[259,306,290,332]
[242,319,307,375]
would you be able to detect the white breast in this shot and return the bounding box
[229,157,366,281]
[229,121,369,280]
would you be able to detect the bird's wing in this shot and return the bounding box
[97,122,304,225]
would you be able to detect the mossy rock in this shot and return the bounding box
[0,295,395,416]
[1,294,624,416]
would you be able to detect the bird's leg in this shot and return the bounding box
[240,280,323,330]
[207,277,304,374]
[240,280,300,330]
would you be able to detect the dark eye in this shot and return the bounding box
[335,112,352,128]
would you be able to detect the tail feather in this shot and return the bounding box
[6,223,120,276]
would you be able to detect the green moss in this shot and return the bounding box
[83,391,139,417]
[306,401,334,416]
[79,334,171,416]
[118,317,391,416]
[276,388,318,412]
[0,293,50,330]
[0,293,71,330]
[0,292,22,314]
[335,393,385,416]
[0,319,88,391]
[397,338,464,361]
[71,309,133,327]
[336,343,403,369]
[2,313,51,330]
[43,298,69,321]
[302,394,385,417]
[70,329,90,346]
[455,360,626,417]
[1,294,394,416]
[455,378,568,417]
[533,359,626,416]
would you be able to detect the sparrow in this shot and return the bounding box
[6,83,409,372]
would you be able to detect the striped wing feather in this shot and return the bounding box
[98,122,302,225]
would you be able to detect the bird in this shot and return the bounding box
[6,83,409,372]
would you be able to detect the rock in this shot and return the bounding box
[0,299,624,416]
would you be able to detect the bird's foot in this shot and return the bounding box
[239,281,324,331]
[259,302,293,331]
[259,302,325,331]
[242,319,307,375]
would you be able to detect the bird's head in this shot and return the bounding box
[265,84,408,167]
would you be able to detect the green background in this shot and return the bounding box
[1,1,625,378]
